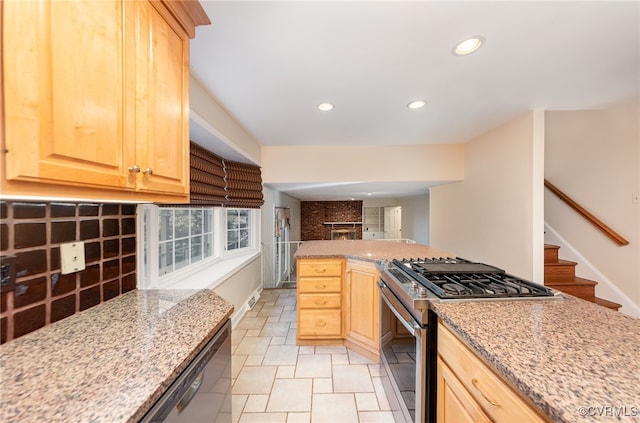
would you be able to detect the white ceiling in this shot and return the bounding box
[189,1,639,200]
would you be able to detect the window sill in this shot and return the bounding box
[157,251,261,290]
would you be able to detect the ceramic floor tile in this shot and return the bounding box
[348,349,376,364]
[285,328,298,345]
[279,310,297,322]
[232,355,248,379]
[276,365,296,378]
[238,412,287,423]
[372,376,391,410]
[298,346,316,355]
[258,305,285,317]
[267,316,281,323]
[311,393,358,423]
[244,355,264,366]
[260,322,292,337]
[275,296,297,306]
[286,412,311,422]
[232,329,247,346]
[235,337,271,355]
[263,345,300,365]
[266,378,312,412]
[271,336,286,345]
[233,366,277,394]
[244,394,269,412]
[315,346,347,355]
[245,329,262,337]
[312,378,333,394]
[232,394,248,423]
[368,364,385,377]
[332,365,375,393]
[355,392,380,411]
[295,354,332,378]
[358,411,397,422]
[331,353,349,365]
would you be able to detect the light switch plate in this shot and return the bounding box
[60,242,86,275]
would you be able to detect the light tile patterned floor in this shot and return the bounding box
[231,288,397,423]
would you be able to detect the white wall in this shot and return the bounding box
[545,99,640,311]
[397,193,430,245]
[430,112,544,281]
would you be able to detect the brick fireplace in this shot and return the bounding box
[300,201,363,241]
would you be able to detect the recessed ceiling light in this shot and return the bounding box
[453,36,484,56]
[367,192,372,196]
[407,100,426,110]
[317,102,334,111]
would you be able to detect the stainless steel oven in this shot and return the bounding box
[379,280,437,423]
[378,257,560,423]
[141,320,232,423]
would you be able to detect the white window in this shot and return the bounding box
[138,204,260,289]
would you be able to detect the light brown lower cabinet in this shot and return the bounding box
[344,260,380,362]
[437,323,549,423]
[295,258,381,362]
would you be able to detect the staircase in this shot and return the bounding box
[544,244,621,311]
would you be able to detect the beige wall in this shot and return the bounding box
[210,256,263,326]
[430,112,544,281]
[545,99,640,309]
[397,194,430,245]
[190,75,262,164]
[261,144,464,184]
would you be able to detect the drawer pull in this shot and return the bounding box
[472,378,501,407]
[315,320,327,327]
[315,268,327,273]
[315,284,327,289]
[315,300,327,305]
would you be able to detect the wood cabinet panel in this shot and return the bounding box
[438,324,548,423]
[437,358,492,423]
[344,260,380,360]
[298,277,342,293]
[298,309,342,337]
[297,259,344,342]
[1,0,204,201]
[299,293,342,309]
[3,0,134,189]
[298,260,343,277]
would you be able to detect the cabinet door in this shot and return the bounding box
[437,358,492,423]
[3,0,135,189]
[133,1,190,196]
[345,261,380,353]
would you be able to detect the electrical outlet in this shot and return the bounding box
[60,242,86,275]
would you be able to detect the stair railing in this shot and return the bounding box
[544,179,629,246]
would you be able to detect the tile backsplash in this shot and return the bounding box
[0,201,137,344]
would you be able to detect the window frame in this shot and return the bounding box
[137,204,260,289]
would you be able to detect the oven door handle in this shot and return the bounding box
[379,281,422,337]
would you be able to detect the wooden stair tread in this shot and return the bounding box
[544,259,577,267]
[595,297,622,311]
[544,244,560,250]
[545,276,598,287]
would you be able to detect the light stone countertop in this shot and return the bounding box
[0,289,234,423]
[295,240,640,422]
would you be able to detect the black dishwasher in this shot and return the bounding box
[140,320,232,423]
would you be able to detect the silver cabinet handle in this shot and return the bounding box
[143,167,153,175]
[128,165,140,173]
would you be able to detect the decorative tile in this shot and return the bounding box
[51,273,77,297]
[79,285,101,311]
[102,259,120,280]
[14,223,46,249]
[50,203,76,218]
[122,255,135,274]
[51,221,76,244]
[122,218,135,235]
[51,294,76,323]
[78,203,99,216]
[102,280,120,301]
[102,219,120,237]
[103,239,119,258]
[84,242,101,262]
[1,224,8,251]
[79,220,100,240]
[101,204,120,216]
[121,204,136,216]
[14,276,47,308]
[15,249,47,276]
[80,264,100,288]
[13,203,46,219]
[13,304,46,338]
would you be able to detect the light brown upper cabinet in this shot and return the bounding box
[1,0,209,202]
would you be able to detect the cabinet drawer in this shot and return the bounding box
[298,277,342,293]
[298,310,342,337]
[438,325,547,423]
[299,293,341,309]
[298,260,343,277]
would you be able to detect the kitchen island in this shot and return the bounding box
[0,289,233,422]
[295,240,640,423]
